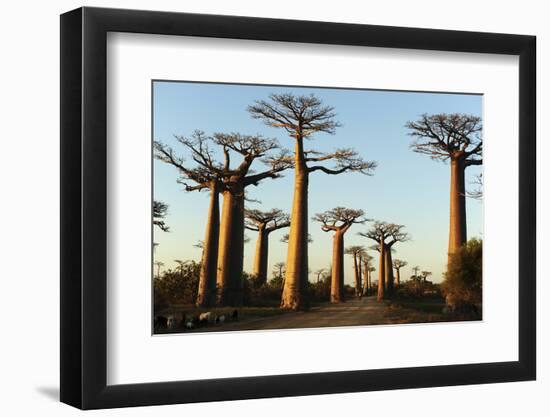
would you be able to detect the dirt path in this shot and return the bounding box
[182,296,395,333]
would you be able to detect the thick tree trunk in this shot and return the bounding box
[217,182,245,306]
[330,230,345,303]
[363,264,369,295]
[385,247,394,296]
[395,268,401,289]
[282,139,309,310]
[353,254,361,297]
[377,242,386,301]
[196,183,220,307]
[252,226,269,286]
[448,157,467,261]
[368,270,372,295]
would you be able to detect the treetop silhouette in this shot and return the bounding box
[406,113,482,164]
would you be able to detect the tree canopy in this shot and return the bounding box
[314,207,367,233]
[245,208,290,232]
[405,113,482,164]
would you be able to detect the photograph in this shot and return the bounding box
[152,81,483,334]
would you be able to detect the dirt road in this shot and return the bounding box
[178,296,405,333]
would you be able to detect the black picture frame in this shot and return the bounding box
[60,6,536,410]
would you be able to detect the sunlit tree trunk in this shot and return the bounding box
[395,267,401,289]
[363,263,369,295]
[282,139,309,309]
[377,242,386,301]
[353,254,361,297]
[330,230,345,303]
[217,180,245,306]
[252,225,269,286]
[368,269,372,295]
[196,182,220,307]
[385,247,394,296]
[448,157,467,261]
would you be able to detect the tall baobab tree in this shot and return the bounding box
[212,133,292,306]
[359,222,390,301]
[383,224,409,295]
[359,222,408,301]
[365,265,376,295]
[345,245,366,297]
[392,259,408,288]
[314,268,327,284]
[153,200,170,232]
[245,208,290,286]
[248,93,376,309]
[367,244,395,291]
[314,208,366,303]
[357,248,366,295]
[406,113,482,260]
[368,244,391,289]
[360,252,374,295]
[154,131,224,307]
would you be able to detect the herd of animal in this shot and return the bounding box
[154,309,239,332]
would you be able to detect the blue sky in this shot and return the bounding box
[153,81,482,284]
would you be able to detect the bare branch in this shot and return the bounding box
[248,93,341,138]
[307,148,377,175]
[313,207,367,233]
[153,200,170,232]
[405,113,483,163]
[245,208,290,233]
[467,173,483,200]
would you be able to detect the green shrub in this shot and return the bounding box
[153,261,200,310]
[442,238,482,313]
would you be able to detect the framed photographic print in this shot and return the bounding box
[60,6,536,410]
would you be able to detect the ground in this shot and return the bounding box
[155,295,478,334]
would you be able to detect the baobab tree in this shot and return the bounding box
[421,270,433,283]
[356,248,367,294]
[248,93,376,309]
[359,223,390,301]
[212,133,292,306]
[365,265,376,295]
[409,265,422,289]
[368,245,391,289]
[272,262,286,287]
[153,200,170,232]
[345,245,366,297]
[314,208,366,303]
[154,261,164,279]
[383,225,409,295]
[359,222,408,301]
[154,132,224,307]
[392,259,408,288]
[360,252,374,295]
[406,113,482,260]
[314,268,327,284]
[245,208,290,286]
